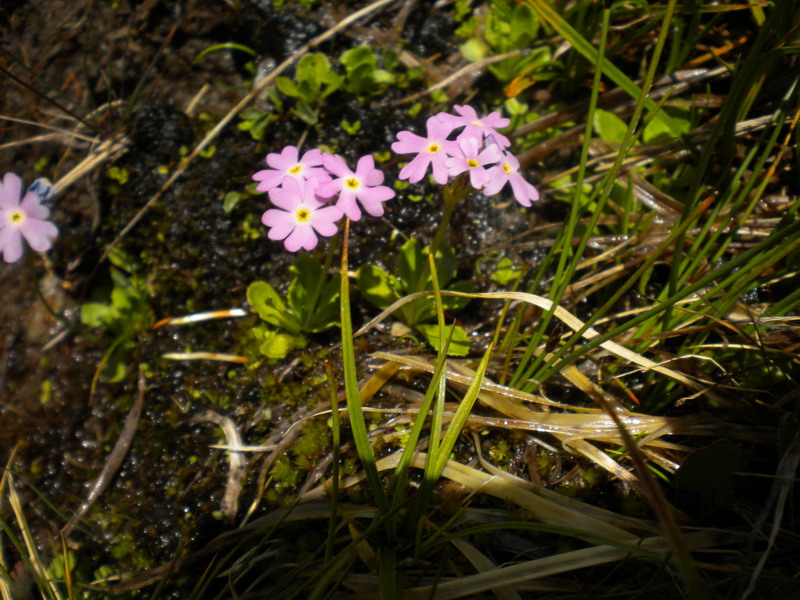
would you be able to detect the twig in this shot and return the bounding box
[61,369,146,537]
[190,410,247,523]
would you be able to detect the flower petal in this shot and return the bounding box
[0,226,23,263]
[20,192,50,220]
[356,155,384,186]
[0,173,22,210]
[398,154,432,183]
[266,146,299,170]
[262,209,296,240]
[335,192,362,221]
[310,205,343,237]
[252,169,285,192]
[509,174,539,207]
[391,130,427,154]
[20,218,58,252]
[268,178,303,211]
[322,154,351,178]
[285,224,317,252]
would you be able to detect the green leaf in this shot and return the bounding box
[398,238,425,292]
[341,119,361,135]
[510,4,538,47]
[593,108,628,144]
[642,107,692,143]
[247,281,302,333]
[340,46,376,71]
[356,264,402,310]
[308,277,340,331]
[287,254,323,316]
[107,246,140,273]
[223,191,242,213]
[416,324,470,356]
[492,256,523,285]
[440,281,473,312]
[259,330,306,359]
[287,255,340,331]
[431,241,458,289]
[459,37,488,62]
[292,101,318,125]
[276,76,300,98]
[80,302,115,328]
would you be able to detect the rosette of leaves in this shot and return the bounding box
[275,53,343,125]
[80,248,153,382]
[247,254,339,359]
[357,238,472,355]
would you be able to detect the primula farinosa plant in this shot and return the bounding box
[248,146,395,358]
[249,105,539,355]
[0,172,58,263]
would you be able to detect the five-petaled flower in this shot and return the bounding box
[0,172,58,263]
[483,152,540,207]
[252,146,330,193]
[391,116,457,185]
[445,135,502,190]
[316,154,396,221]
[262,177,343,252]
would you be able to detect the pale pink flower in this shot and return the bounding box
[253,146,330,192]
[0,172,59,263]
[316,154,395,221]
[391,116,457,185]
[262,178,343,252]
[445,136,502,190]
[483,152,540,207]
[438,105,511,148]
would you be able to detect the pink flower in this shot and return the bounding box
[438,105,511,148]
[262,178,343,252]
[0,172,59,263]
[445,136,502,190]
[316,154,395,221]
[252,146,330,192]
[483,152,540,207]
[391,116,457,185]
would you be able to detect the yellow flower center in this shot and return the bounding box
[9,210,25,226]
[345,177,360,190]
[471,120,483,127]
[466,159,479,168]
[427,143,440,154]
[296,208,311,222]
[502,163,512,173]
[289,164,303,175]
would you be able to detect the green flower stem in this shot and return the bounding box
[301,235,339,331]
[414,175,472,293]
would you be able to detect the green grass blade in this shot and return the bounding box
[524,0,684,136]
[339,220,387,512]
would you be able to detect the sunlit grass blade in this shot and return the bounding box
[339,219,387,512]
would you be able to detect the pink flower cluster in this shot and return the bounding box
[391,105,539,207]
[253,146,395,252]
[0,172,58,263]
